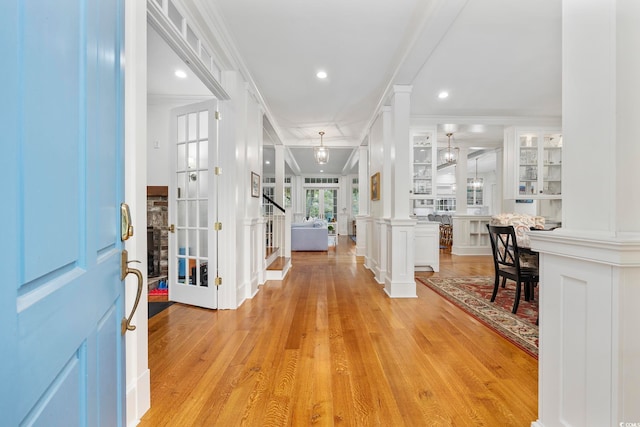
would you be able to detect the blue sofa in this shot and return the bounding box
[291,221,328,251]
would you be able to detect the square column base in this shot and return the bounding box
[383,219,417,298]
[530,231,640,427]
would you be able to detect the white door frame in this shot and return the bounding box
[124,1,151,425]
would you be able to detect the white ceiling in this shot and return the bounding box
[147,25,212,100]
[150,0,562,176]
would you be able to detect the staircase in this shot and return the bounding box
[263,194,291,280]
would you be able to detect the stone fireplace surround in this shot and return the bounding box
[147,186,168,290]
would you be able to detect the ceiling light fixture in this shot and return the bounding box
[314,131,329,165]
[443,133,457,164]
[438,91,449,99]
[175,69,187,79]
[471,158,483,188]
[316,70,327,79]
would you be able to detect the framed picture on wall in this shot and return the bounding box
[370,172,380,200]
[251,172,260,198]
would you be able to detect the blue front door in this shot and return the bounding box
[1,0,126,425]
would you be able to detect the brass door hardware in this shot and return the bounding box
[120,203,134,241]
[121,249,143,335]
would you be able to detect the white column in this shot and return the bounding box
[385,85,416,297]
[381,107,393,219]
[274,145,285,208]
[494,147,503,215]
[455,146,468,214]
[374,218,387,284]
[293,175,304,222]
[390,86,412,219]
[337,175,348,235]
[356,145,369,257]
[532,1,640,426]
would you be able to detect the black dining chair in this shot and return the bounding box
[486,224,539,314]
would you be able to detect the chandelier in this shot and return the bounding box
[314,131,329,164]
[471,158,483,188]
[443,132,457,164]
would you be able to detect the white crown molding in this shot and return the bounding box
[147,93,214,106]
[182,0,288,148]
[147,0,229,100]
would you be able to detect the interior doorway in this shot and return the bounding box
[146,23,213,295]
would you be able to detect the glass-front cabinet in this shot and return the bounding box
[410,128,437,216]
[517,131,562,198]
[505,128,562,200]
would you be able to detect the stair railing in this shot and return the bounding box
[262,194,286,259]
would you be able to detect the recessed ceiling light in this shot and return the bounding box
[320,169,324,173]
[316,71,327,79]
[438,91,449,99]
[175,70,187,79]
[265,160,270,165]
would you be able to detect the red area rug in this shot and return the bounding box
[415,276,538,358]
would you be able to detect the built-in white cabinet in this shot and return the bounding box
[415,221,440,271]
[505,128,563,199]
[410,128,437,216]
[451,215,492,256]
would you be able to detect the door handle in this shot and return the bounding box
[121,249,143,335]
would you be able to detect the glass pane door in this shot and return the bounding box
[305,189,320,219]
[305,188,337,220]
[323,189,337,221]
[169,99,218,309]
[412,132,433,195]
[175,110,209,287]
[518,133,538,196]
[542,133,562,195]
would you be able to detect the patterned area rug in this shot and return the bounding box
[415,276,539,358]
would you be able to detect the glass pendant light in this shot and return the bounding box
[314,131,329,164]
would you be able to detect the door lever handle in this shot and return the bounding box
[121,249,143,335]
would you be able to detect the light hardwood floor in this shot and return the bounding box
[140,237,537,426]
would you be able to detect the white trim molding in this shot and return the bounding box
[530,231,640,427]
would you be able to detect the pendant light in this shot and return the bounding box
[314,131,329,164]
[471,158,483,188]
[443,132,457,164]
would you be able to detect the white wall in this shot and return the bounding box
[146,103,171,186]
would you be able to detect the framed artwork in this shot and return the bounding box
[370,172,380,200]
[251,172,260,198]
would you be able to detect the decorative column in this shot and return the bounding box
[531,1,640,426]
[385,85,416,298]
[356,145,369,258]
[455,145,468,214]
[274,145,285,207]
[494,147,503,214]
[375,107,393,284]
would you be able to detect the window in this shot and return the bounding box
[467,179,483,205]
[351,178,359,216]
[304,177,339,184]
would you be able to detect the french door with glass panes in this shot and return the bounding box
[305,188,338,221]
[169,100,219,309]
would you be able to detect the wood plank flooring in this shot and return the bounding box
[139,237,537,426]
